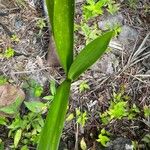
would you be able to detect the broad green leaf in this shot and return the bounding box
[68,31,113,80]
[24,101,46,113]
[53,0,75,73]
[14,129,22,148]
[38,80,71,150]
[0,97,23,115]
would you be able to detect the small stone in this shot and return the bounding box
[118,25,138,43]
[98,13,124,31]
[106,137,133,150]
[92,53,118,75]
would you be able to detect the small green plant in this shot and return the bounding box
[23,79,43,98]
[76,108,88,127]
[83,0,105,20]
[36,18,46,35]
[100,89,140,124]
[16,0,27,8]
[6,100,46,149]
[107,0,120,15]
[43,80,56,101]
[79,80,90,92]
[97,128,110,147]
[0,75,7,85]
[83,0,120,20]
[141,134,150,148]
[4,47,15,58]
[128,0,137,9]
[11,34,20,43]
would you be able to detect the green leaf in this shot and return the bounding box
[50,80,56,96]
[68,31,113,80]
[38,80,71,150]
[14,129,22,148]
[24,101,46,113]
[53,0,75,73]
[0,97,23,115]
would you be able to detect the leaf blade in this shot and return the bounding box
[53,0,75,73]
[68,31,113,80]
[38,80,71,150]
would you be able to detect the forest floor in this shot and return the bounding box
[0,0,150,149]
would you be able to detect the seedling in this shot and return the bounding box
[76,108,88,127]
[97,128,110,147]
[79,80,90,93]
[4,47,15,58]
[11,34,20,43]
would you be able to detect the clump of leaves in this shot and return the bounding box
[79,80,90,93]
[11,34,20,43]
[23,79,43,98]
[97,128,110,147]
[76,108,88,127]
[83,0,120,20]
[36,18,46,35]
[0,75,7,85]
[4,47,15,58]
[100,88,140,124]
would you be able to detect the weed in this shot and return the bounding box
[79,80,90,93]
[36,18,46,35]
[11,34,20,43]
[0,75,7,85]
[83,0,120,20]
[100,89,140,124]
[97,128,110,147]
[76,108,88,127]
[23,79,43,98]
[4,47,15,58]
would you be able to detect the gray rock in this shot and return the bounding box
[92,53,118,75]
[106,137,133,150]
[118,25,138,43]
[76,0,84,3]
[98,13,124,31]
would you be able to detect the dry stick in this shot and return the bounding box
[74,123,79,150]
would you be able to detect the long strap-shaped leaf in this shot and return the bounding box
[53,0,75,73]
[38,80,71,150]
[68,31,114,80]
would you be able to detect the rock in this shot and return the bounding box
[106,137,133,150]
[118,25,138,43]
[92,53,119,75]
[0,84,25,117]
[76,0,84,3]
[98,13,124,31]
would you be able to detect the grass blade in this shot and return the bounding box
[68,31,113,80]
[38,80,71,150]
[53,0,75,73]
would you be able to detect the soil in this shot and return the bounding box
[0,0,150,150]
